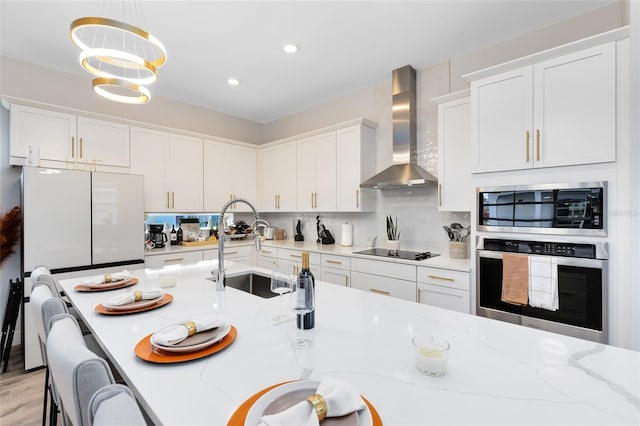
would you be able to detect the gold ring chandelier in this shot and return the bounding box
[70,16,166,104]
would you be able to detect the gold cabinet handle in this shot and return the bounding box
[164,257,184,263]
[261,250,273,254]
[369,288,390,296]
[356,189,359,208]
[418,288,422,303]
[311,192,314,209]
[315,192,318,208]
[525,131,530,162]
[223,251,238,255]
[71,136,75,158]
[79,137,83,159]
[345,275,349,287]
[326,259,342,265]
[166,192,170,208]
[290,254,302,259]
[438,184,442,207]
[536,129,540,161]
[427,274,455,282]
[172,192,175,208]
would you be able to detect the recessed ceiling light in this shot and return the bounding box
[283,44,298,54]
[227,78,240,86]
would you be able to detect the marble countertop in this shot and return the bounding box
[146,238,472,272]
[59,262,638,425]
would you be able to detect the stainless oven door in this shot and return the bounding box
[476,250,608,343]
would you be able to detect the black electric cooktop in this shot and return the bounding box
[353,248,440,261]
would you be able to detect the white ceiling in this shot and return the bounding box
[0,1,615,123]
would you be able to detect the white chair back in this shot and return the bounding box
[88,384,146,426]
[29,281,58,358]
[46,314,114,426]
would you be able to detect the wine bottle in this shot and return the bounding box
[170,224,178,245]
[296,251,315,330]
[176,225,183,244]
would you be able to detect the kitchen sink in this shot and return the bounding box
[206,272,277,298]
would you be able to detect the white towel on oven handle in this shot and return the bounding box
[528,256,558,311]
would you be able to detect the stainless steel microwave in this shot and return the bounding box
[477,182,606,236]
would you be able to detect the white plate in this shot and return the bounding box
[103,295,164,312]
[150,322,231,353]
[244,380,372,426]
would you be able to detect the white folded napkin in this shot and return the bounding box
[103,288,163,307]
[84,270,132,285]
[259,378,366,426]
[152,316,220,346]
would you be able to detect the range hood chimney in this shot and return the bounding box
[360,65,437,189]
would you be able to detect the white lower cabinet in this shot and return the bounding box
[321,267,350,287]
[350,258,416,301]
[256,247,277,269]
[145,250,203,269]
[277,248,320,275]
[320,254,351,287]
[203,245,254,265]
[417,267,470,313]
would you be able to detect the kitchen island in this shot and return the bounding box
[58,261,639,425]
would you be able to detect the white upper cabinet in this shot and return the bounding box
[10,104,130,168]
[435,93,472,212]
[470,42,617,173]
[259,141,297,212]
[336,124,376,211]
[76,116,130,167]
[130,127,203,212]
[204,139,257,212]
[169,133,204,212]
[296,131,337,212]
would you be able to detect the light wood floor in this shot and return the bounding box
[0,345,55,426]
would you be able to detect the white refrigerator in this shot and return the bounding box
[21,167,144,369]
[22,168,144,272]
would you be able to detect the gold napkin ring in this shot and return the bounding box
[104,274,112,283]
[134,291,142,302]
[306,394,327,421]
[184,321,197,337]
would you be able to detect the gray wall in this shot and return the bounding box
[0,106,22,343]
[0,57,264,144]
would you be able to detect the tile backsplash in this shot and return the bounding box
[254,186,469,253]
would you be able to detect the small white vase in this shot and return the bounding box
[386,239,400,253]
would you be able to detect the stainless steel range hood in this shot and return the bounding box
[360,65,437,189]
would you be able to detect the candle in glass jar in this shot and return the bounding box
[412,336,450,376]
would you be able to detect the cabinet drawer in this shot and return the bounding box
[417,267,469,292]
[145,251,203,269]
[351,257,416,281]
[321,267,350,287]
[278,248,320,266]
[418,283,470,314]
[350,271,416,302]
[203,245,253,260]
[320,254,350,271]
[258,247,277,258]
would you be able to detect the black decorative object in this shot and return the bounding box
[294,219,304,241]
[316,216,321,244]
[320,224,335,245]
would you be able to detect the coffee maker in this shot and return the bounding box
[148,224,167,248]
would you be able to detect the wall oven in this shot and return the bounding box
[477,182,606,236]
[476,237,608,343]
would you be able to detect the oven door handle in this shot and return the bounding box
[477,249,607,268]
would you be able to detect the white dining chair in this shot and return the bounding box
[88,384,146,426]
[46,314,115,426]
[30,280,66,426]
